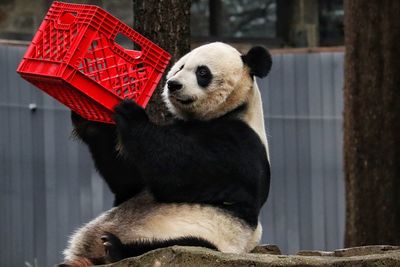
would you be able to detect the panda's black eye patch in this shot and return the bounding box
[196,65,212,88]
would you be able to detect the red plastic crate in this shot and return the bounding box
[17,1,171,123]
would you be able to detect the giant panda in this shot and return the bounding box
[60,42,272,266]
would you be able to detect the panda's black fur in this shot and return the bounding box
[113,99,270,227]
[71,113,145,206]
[100,232,218,263]
[72,99,270,226]
[62,42,272,266]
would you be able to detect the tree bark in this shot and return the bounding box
[276,0,319,47]
[209,0,223,37]
[344,0,400,247]
[132,0,191,124]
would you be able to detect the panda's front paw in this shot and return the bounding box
[114,100,148,139]
[114,99,148,124]
[71,111,115,143]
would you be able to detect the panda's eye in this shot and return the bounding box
[197,66,209,77]
[198,68,207,76]
[196,66,212,87]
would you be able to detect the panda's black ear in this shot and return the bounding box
[241,46,272,78]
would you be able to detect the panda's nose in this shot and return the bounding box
[167,80,183,92]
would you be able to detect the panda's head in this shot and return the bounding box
[163,42,272,120]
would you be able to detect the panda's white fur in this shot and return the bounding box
[64,192,262,262]
[62,42,271,265]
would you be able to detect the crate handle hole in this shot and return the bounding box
[115,33,142,59]
[59,11,77,25]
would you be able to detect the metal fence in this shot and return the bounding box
[260,50,345,254]
[0,43,345,266]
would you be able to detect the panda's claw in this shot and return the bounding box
[103,241,112,247]
[101,235,109,243]
[102,232,124,263]
[101,232,121,244]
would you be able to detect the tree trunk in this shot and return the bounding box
[344,0,400,247]
[209,0,223,37]
[276,0,319,47]
[132,0,191,124]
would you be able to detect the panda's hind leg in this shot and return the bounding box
[101,232,218,263]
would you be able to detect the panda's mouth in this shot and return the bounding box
[177,98,195,105]
[170,95,196,105]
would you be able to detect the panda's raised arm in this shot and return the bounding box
[114,100,269,208]
[71,112,145,205]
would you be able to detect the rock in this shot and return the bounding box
[333,245,400,257]
[105,245,400,267]
[297,250,334,256]
[251,244,281,255]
